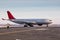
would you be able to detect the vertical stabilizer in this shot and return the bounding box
[7,11,15,19]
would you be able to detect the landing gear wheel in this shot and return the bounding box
[24,25,28,27]
[47,24,48,27]
[7,26,9,29]
[30,25,33,27]
[29,24,33,27]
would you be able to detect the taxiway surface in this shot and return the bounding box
[0,26,60,40]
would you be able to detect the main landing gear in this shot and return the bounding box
[24,24,34,27]
[24,24,28,27]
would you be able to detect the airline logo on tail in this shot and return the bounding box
[7,11,15,19]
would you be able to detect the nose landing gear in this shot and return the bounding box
[46,24,48,27]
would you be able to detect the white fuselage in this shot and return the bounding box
[10,19,52,25]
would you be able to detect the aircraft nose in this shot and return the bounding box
[49,20,52,21]
[49,20,52,23]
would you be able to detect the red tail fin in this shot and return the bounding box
[7,11,15,19]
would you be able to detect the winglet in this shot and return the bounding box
[7,11,15,19]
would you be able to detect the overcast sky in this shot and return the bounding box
[0,0,60,24]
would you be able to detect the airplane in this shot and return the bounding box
[3,11,52,27]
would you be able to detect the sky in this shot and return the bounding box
[0,0,60,24]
